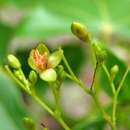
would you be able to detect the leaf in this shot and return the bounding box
[15,0,130,39]
[0,23,14,64]
[0,103,18,130]
[0,70,29,129]
[73,113,105,130]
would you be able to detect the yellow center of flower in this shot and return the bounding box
[33,50,47,71]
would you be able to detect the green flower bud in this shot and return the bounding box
[29,70,37,84]
[14,70,23,81]
[23,117,36,130]
[57,65,66,81]
[110,64,119,80]
[92,41,107,65]
[7,54,21,69]
[44,128,49,130]
[71,22,91,42]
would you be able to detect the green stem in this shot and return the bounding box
[62,54,76,78]
[62,55,113,126]
[112,66,130,130]
[66,71,113,127]
[31,94,54,117]
[52,86,61,116]
[5,65,71,130]
[112,93,117,130]
[65,72,90,94]
[102,64,116,94]
[63,55,90,94]
[57,117,71,130]
[116,66,130,95]
[5,65,29,92]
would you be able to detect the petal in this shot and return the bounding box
[28,49,37,70]
[37,43,49,55]
[40,68,57,82]
[47,49,63,68]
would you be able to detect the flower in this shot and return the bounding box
[28,43,63,82]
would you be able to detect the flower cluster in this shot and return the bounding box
[28,43,63,82]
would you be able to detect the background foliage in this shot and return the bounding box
[0,0,130,130]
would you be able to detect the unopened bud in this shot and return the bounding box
[57,65,66,80]
[23,117,36,130]
[14,70,23,81]
[110,64,119,80]
[29,70,37,84]
[92,41,107,65]
[71,22,91,42]
[7,54,21,69]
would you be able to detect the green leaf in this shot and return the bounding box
[73,113,105,130]
[0,70,28,129]
[0,23,14,64]
[40,68,57,82]
[15,0,130,39]
[0,103,18,130]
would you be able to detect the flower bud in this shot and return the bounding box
[29,70,37,84]
[14,70,23,81]
[23,117,36,130]
[92,41,107,64]
[71,22,91,42]
[7,54,21,69]
[110,64,119,80]
[57,65,66,81]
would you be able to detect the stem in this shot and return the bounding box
[52,86,61,116]
[66,71,113,127]
[62,54,76,78]
[90,62,98,91]
[112,66,130,130]
[5,65,71,130]
[112,93,117,130]
[30,94,71,130]
[65,72,90,94]
[102,64,116,94]
[62,54,113,127]
[57,117,71,130]
[63,54,90,94]
[5,65,28,92]
[31,94,54,116]
[116,66,130,95]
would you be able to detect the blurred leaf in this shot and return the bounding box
[15,0,130,39]
[0,103,18,130]
[0,0,37,8]
[62,44,87,75]
[73,113,105,130]
[118,105,130,129]
[0,23,14,64]
[0,70,29,130]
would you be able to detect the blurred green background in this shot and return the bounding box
[0,0,130,130]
